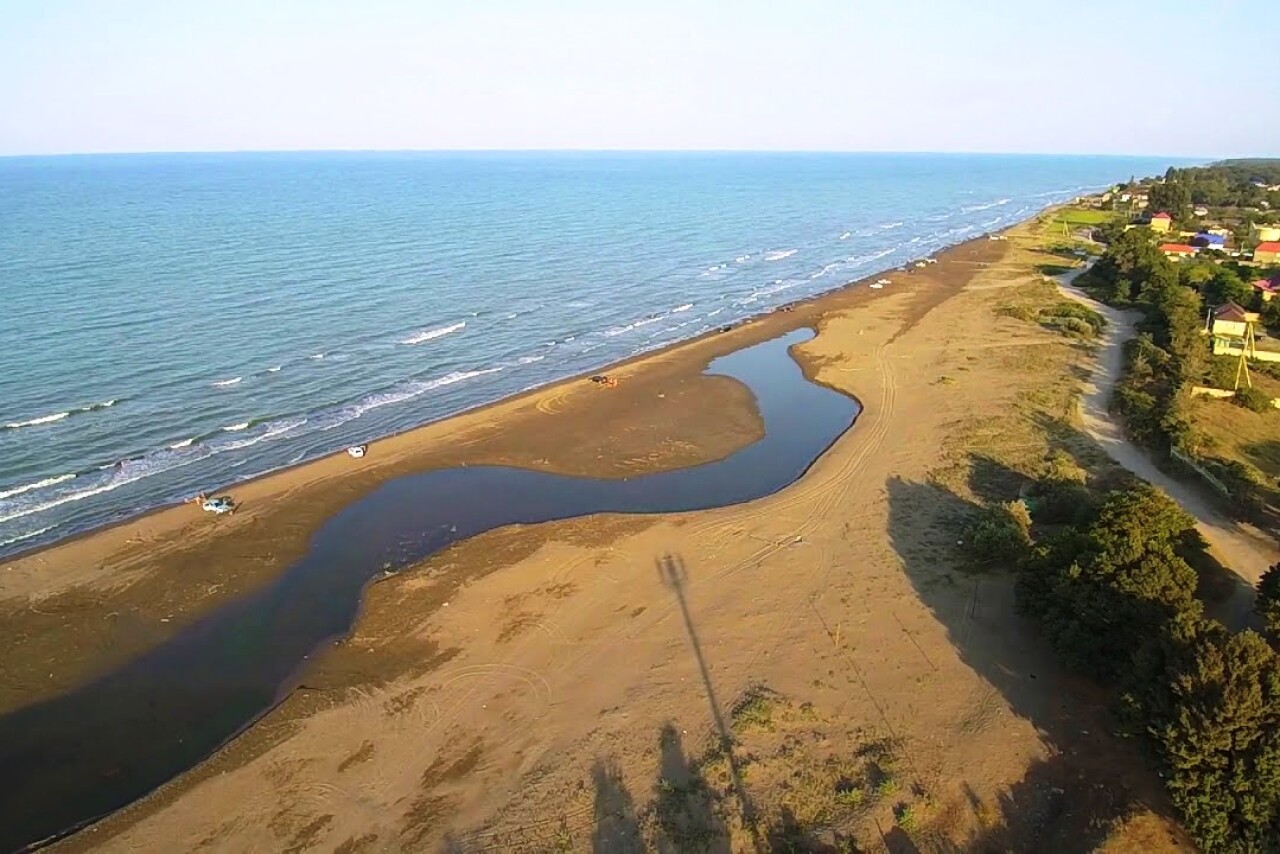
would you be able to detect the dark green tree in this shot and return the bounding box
[1150,180,1192,220]
[1133,618,1280,851]
[1258,565,1280,637]
[1016,484,1200,681]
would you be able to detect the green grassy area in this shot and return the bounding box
[1190,366,1280,485]
[1049,207,1117,229]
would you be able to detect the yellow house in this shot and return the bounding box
[1256,242,1280,264]
[1250,223,1280,243]
[1150,211,1173,233]
[1211,302,1258,339]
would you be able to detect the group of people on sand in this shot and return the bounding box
[589,374,619,388]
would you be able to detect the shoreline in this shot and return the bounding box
[0,217,1032,567]
[0,226,1015,710]
[45,209,1105,852]
[20,202,1190,852]
[0,228,1008,577]
[0,226,1011,848]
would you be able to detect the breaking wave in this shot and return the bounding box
[399,321,466,345]
[0,474,76,501]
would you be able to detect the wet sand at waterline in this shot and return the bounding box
[5,223,1188,851]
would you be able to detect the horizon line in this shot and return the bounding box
[0,146,1226,162]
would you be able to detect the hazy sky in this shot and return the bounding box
[2,0,1277,157]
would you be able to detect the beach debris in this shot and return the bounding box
[925,257,938,264]
[192,493,236,515]
[914,261,927,268]
[589,374,619,388]
[876,278,891,286]
[347,444,368,459]
[870,283,884,290]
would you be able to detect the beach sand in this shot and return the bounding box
[6,220,1192,851]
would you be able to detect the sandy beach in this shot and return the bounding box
[3,216,1199,851]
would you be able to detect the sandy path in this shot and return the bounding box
[1055,271,1279,625]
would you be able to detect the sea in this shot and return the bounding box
[0,152,1187,555]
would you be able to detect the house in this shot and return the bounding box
[1211,302,1258,339]
[1253,276,1280,302]
[1150,211,1173,233]
[1159,243,1198,258]
[1194,205,1209,217]
[1191,233,1227,251]
[1251,224,1280,243]
[1255,241,1280,264]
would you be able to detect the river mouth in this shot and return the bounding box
[0,328,859,852]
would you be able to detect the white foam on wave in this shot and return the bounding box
[399,321,466,345]
[705,264,726,273]
[839,231,851,240]
[0,448,214,526]
[844,247,897,268]
[213,377,243,388]
[962,198,1011,213]
[338,368,504,424]
[735,254,752,263]
[757,279,799,297]
[0,473,76,501]
[310,353,327,360]
[223,422,250,432]
[4,411,69,429]
[764,249,797,261]
[706,308,725,318]
[880,221,905,230]
[672,303,694,313]
[169,437,196,449]
[517,354,546,365]
[218,418,308,451]
[0,524,56,548]
[267,366,282,373]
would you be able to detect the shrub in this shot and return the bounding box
[961,501,1032,565]
[1016,484,1200,681]
[1029,478,1097,526]
[1258,564,1280,638]
[1235,386,1274,413]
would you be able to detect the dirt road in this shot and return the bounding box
[1056,271,1279,627]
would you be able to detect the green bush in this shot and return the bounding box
[961,501,1032,566]
[1235,386,1274,413]
[1020,475,1280,851]
[1257,565,1280,638]
[1016,484,1199,681]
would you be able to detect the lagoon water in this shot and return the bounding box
[0,152,1182,553]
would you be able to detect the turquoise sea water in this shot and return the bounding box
[0,152,1185,553]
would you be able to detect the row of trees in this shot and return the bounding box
[999,476,1280,851]
[1080,228,1209,454]
[1152,164,1280,215]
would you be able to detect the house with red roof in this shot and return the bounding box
[1255,241,1280,264]
[1254,275,1280,302]
[1149,211,1173,233]
[1158,243,1198,259]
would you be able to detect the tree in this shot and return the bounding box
[1203,268,1252,309]
[1150,180,1192,220]
[1133,618,1280,851]
[1260,565,1280,638]
[1016,484,1201,681]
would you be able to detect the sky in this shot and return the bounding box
[1,0,1277,158]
